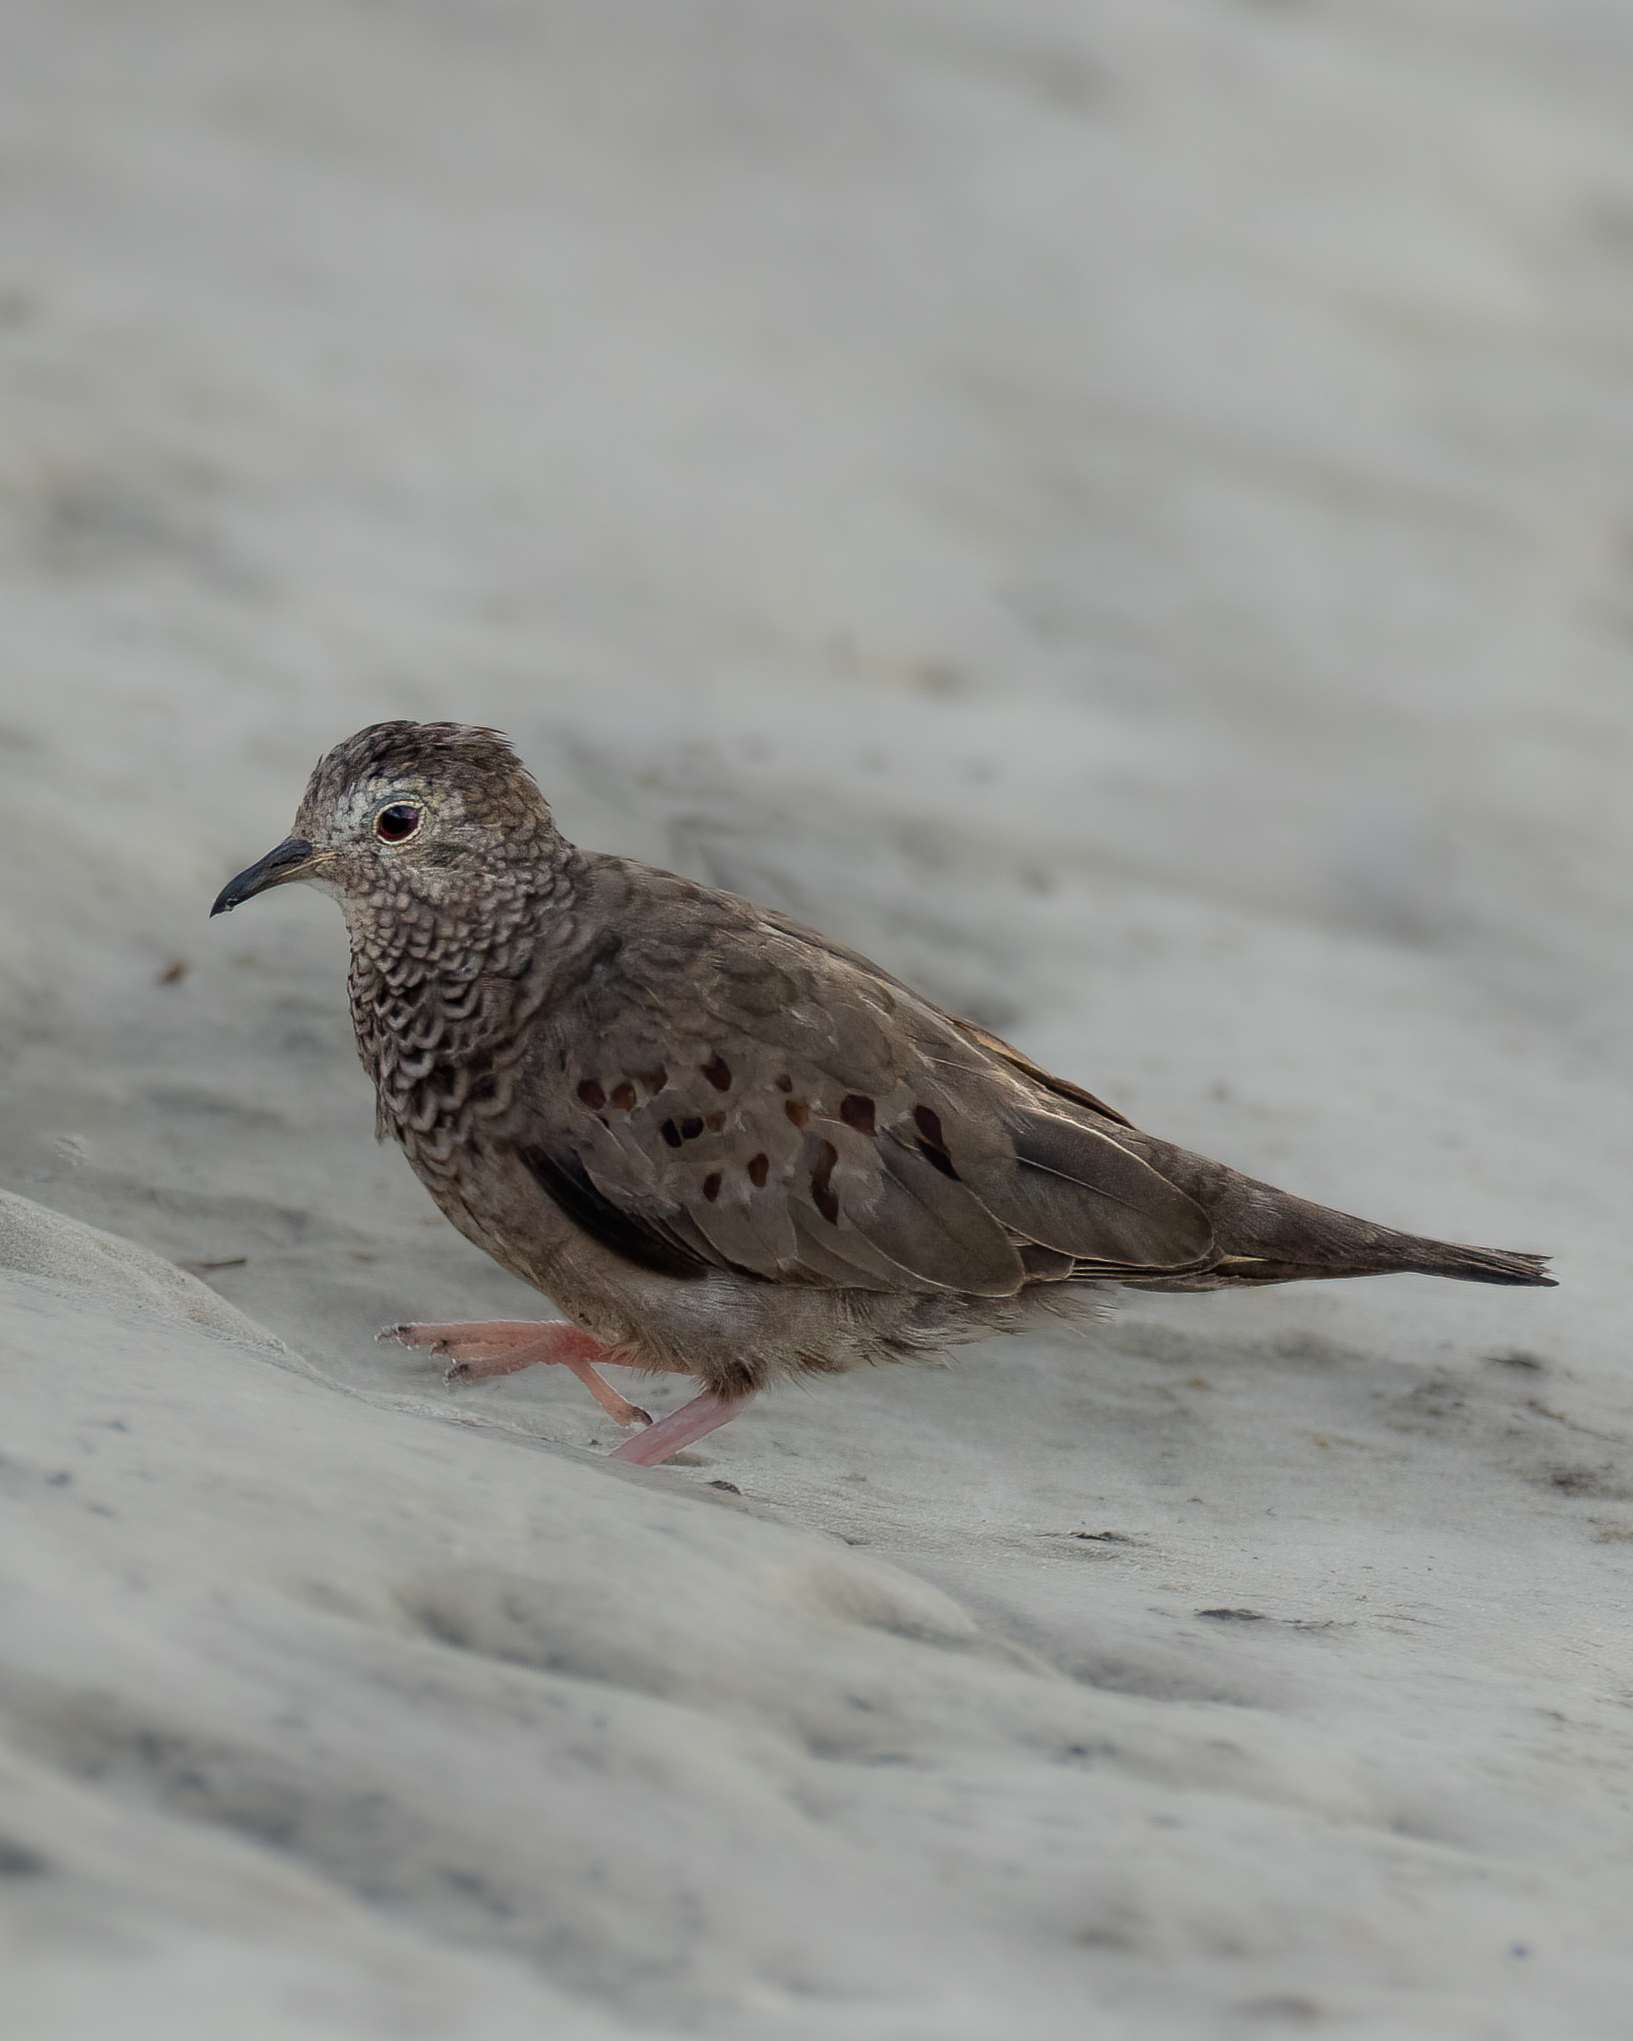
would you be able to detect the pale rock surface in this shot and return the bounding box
[1,1,1631,2036]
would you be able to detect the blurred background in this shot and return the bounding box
[0,0,1628,1386]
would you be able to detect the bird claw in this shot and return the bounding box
[380,1323,450,1354]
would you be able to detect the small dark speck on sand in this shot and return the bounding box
[1197,1607,1268,1622]
[1235,1995,1321,2024]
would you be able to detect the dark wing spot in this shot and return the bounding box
[810,1140,841,1225]
[913,1103,960,1181]
[702,1172,722,1202]
[702,1055,732,1092]
[521,1149,707,1281]
[610,1082,638,1112]
[785,1099,810,1129]
[577,1079,607,1111]
[680,1117,704,1141]
[840,1094,876,1136]
[748,1154,769,1188]
[775,1073,794,1093]
[913,1104,947,1147]
[636,1066,668,1095]
[660,1119,683,1149]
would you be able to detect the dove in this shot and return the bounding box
[212,722,1553,1468]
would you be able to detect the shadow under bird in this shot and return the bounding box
[212,722,1554,1468]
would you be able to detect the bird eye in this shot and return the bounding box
[374,803,422,844]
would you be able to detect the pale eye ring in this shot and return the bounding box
[374,802,422,844]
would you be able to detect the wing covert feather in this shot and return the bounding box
[499,901,1214,1292]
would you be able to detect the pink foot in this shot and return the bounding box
[608,1390,755,1467]
[383,1319,655,1429]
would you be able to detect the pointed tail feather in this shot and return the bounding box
[1051,1131,1557,1291]
[1196,1237,1556,1289]
[1396,1240,1555,1287]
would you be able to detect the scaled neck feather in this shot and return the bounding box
[344,850,586,1173]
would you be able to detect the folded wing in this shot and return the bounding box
[503,912,1215,1294]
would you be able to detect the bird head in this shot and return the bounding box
[210,720,558,922]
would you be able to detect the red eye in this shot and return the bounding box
[374,803,421,843]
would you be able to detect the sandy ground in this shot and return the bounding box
[2,1,1631,2034]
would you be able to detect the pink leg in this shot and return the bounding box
[608,1390,755,1467]
[383,1319,662,1429]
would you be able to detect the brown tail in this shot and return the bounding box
[1112,1139,1557,1291]
[1199,1187,1558,1288]
[1393,1240,1554,1287]
[1202,1239,1555,1289]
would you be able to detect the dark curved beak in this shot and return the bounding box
[210,837,317,917]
